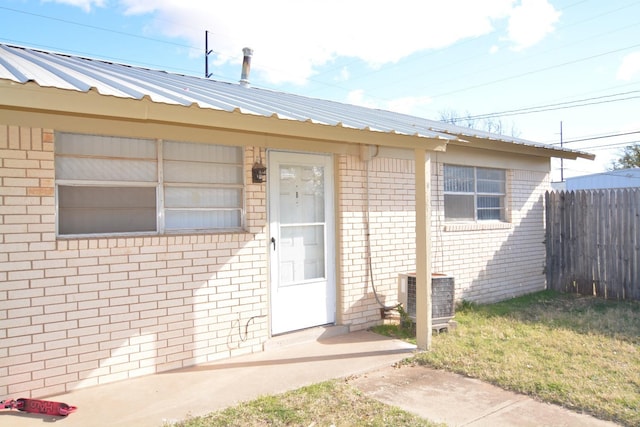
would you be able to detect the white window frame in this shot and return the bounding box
[55,133,245,237]
[443,164,506,222]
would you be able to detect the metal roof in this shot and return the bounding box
[566,168,640,190]
[0,43,593,159]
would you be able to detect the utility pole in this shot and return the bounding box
[560,121,564,182]
[205,30,213,78]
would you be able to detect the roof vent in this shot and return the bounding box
[240,47,253,87]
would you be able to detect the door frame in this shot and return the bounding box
[267,149,337,335]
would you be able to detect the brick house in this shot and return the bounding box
[0,44,593,398]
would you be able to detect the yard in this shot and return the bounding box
[399,290,640,426]
[167,381,441,427]
[169,290,639,427]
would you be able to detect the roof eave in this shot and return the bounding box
[0,80,452,152]
[448,135,595,161]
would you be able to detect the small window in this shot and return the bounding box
[444,165,505,221]
[55,133,244,236]
[163,140,243,232]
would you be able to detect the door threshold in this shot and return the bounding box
[264,325,350,351]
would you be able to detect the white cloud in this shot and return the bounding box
[506,0,561,51]
[45,0,106,12]
[346,90,378,109]
[72,0,560,84]
[386,95,433,115]
[617,52,640,81]
[346,90,431,115]
[336,67,350,82]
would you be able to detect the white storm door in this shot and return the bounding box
[269,151,336,335]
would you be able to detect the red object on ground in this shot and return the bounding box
[1,398,77,416]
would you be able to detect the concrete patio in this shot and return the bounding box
[1,330,415,427]
[0,329,619,426]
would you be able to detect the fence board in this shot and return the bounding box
[622,190,631,299]
[595,190,605,296]
[545,188,640,301]
[634,192,640,300]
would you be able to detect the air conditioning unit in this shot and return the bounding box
[398,272,455,327]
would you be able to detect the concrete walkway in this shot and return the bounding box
[349,364,620,427]
[0,330,620,427]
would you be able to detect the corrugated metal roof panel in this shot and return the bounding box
[0,43,593,159]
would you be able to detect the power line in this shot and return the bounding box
[342,2,640,120]
[0,6,199,52]
[0,7,250,81]
[453,91,640,121]
[3,1,640,125]
[572,141,638,152]
[328,1,637,101]
[560,130,640,145]
[391,5,640,106]
[310,0,592,88]
[0,37,226,79]
[429,41,640,100]
[489,93,640,120]
[570,139,640,151]
[470,80,640,126]
[294,5,640,124]
[0,5,287,85]
[542,125,640,145]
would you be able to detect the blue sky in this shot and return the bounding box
[2,0,640,181]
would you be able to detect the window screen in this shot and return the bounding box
[58,186,157,234]
[444,165,505,221]
[163,140,243,231]
[55,133,244,236]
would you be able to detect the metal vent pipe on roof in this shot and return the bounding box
[240,47,253,87]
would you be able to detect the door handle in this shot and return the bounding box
[271,237,276,251]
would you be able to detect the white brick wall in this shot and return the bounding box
[0,126,268,398]
[432,165,549,303]
[1,124,551,398]
[338,156,416,330]
[337,154,550,330]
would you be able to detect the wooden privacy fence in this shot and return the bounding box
[545,189,640,301]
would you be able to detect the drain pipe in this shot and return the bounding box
[362,145,399,313]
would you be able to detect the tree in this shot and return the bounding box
[610,143,640,170]
[438,109,520,137]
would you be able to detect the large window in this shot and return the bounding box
[444,165,506,221]
[55,132,244,236]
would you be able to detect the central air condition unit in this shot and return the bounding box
[398,272,455,328]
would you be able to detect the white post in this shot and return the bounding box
[415,148,432,350]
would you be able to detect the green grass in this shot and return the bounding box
[169,381,442,427]
[399,291,640,426]
[371,323,417,345]
[169,291,638,427]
